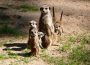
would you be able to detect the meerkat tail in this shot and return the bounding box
[52,7,56,22]
[60,10,63,22]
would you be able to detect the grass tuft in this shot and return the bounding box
[69,46,90,65]
[0,54,8,60]
[0,26,21,36]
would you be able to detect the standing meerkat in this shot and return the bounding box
[28,28,39,56]
[39,5,55,48]
[27,20,39,56]
[28,20,38,46]
[27,20,45,56]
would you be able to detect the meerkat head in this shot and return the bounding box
[40,5,51,14]
[30,29,38,37]
[54,22,61,30]
[29,20,37,28]
[38,32,45,39]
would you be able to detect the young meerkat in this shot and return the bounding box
[28,20,38,42]
[54,22,63,35]
[52,7,63,35]
[38,32,45,49]
[39,5,55,48]
[27,20,39,56]
[28,28,39,56]
[27,20,45,56]
[52,7,64,45]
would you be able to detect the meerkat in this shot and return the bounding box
[39,5,55,48]
[38,32,45,49]
[27,20,39,56]
[52,7,63,35]
[54,22,63,35]
[28,20,38,41]
[28,28,39,56]
[52,7,64,45]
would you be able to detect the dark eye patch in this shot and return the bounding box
[40,7,43,11]
[45,8,48,10]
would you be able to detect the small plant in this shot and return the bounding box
[0,54,8,60]
[68,36,77,42]
[20,57,30,63]
[7,51,18,59]
[58,43,71,52]
[80,34,90,44]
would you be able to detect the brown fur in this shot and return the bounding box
[27,35,39,56]
[39,5,54,48]
[52,7,63,35]
[27,20,39,56]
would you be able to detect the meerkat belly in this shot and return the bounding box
[43,16,53,27]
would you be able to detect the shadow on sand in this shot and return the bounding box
[3,43,32,57]
[3,43,27,51]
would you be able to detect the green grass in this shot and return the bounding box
[69,34,90,65]
[0,33,89,65]
[8,53,18,58]
[41,51,66,65]
[0,19,22,36]
[69,46,90,65]
[17,4,39,12]
[0,26,21,36]
[80,34,90,44]
[68,36,77,42]
[58,35,77,52]
[42,33,90,65]
[58,42,71,52]
[0,54,8,60]
[20,57,30,63]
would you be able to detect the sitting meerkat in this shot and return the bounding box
[52,7,63,36]
[54,22,63,35]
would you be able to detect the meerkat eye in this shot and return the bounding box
[45,8,48,10]
[40,7,43,11]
